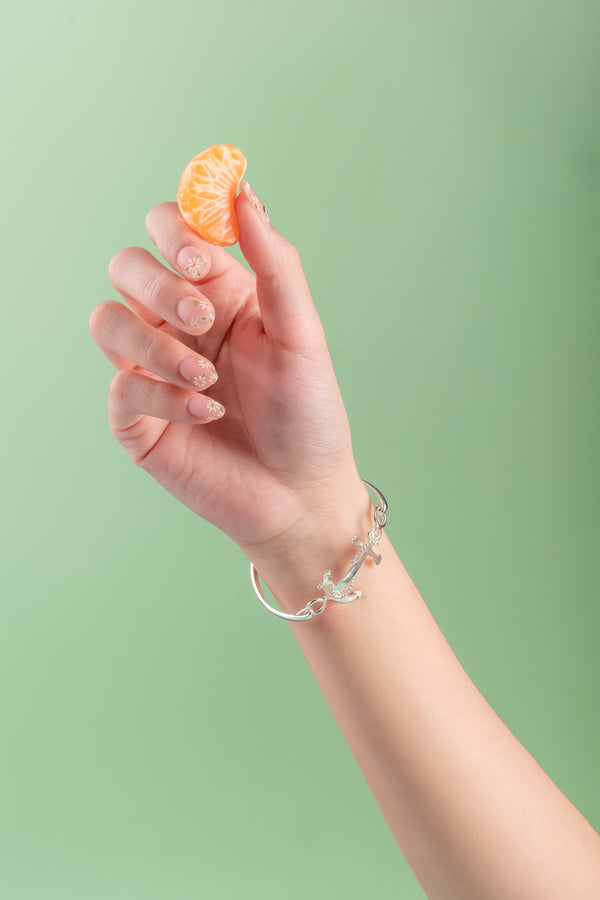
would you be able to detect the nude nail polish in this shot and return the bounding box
[177,248,209,279]
[179,356,218,389]
[241,181,270,223]
[188,395,225,421]
[177,297,215,330]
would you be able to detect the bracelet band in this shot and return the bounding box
[250,479,388,622]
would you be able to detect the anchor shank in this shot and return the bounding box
[335,544,382,594]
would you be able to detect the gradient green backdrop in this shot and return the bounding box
[1,1,599,897]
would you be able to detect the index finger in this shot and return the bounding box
[145,201,252,293]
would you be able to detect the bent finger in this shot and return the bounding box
[145,201,251,290]
[108,246,216,337]
[90,301,218,391]
[108,369,226,433]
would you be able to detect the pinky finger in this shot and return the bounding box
[108,369,225,434]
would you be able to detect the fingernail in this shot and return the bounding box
[241,181,270,224]
[188,395,225,421]
[177,248,209,279]
[179,356,218,389]
[177,297,215,331]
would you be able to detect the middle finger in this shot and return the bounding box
[108,247,216,336]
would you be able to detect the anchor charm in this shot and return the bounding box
[251,479,388,622]
[317,530,383,606]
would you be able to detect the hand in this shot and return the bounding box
[89,190,368,590]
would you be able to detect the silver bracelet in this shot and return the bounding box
[250,480,388,622]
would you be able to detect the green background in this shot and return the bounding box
[2,1,599,897]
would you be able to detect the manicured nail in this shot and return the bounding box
[188,395,225,421]
[177,248,209,279]
[241,181,270,223]
[177,297,215,330]
[179,356,218,389]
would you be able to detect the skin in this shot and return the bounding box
[89,192,600,898]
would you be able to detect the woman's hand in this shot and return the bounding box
[89,189,368,592]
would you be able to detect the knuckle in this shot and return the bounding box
[144,206,158,239]
[141,269,167,308]
[107,247,132,283]
[108,368,136,405]
[266,237,303,282]
[88,300,125,342]
[139,329,165,368]
[280,238,301,267]
[144,201,171,237]
[144,206,155,231]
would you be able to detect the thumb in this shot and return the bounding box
[236,181,323,353]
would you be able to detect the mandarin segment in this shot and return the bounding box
[177,144,247,246]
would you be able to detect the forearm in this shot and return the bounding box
[257,510,600,900]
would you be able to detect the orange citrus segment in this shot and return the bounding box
[177,144,247,246]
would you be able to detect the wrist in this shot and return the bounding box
[245,478,375,614]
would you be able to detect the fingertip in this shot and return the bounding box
[176,246,211,281]
[240,181,270,224]
[187,394,226,422]
[236,183,283,278]
[176,295,216,334]
[234,186,321,352]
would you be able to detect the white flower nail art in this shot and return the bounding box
[182,253,208,278]
[188,370,217,388]
[185,312,215,328]
[205,398,225,419]
[194,300,215,324]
